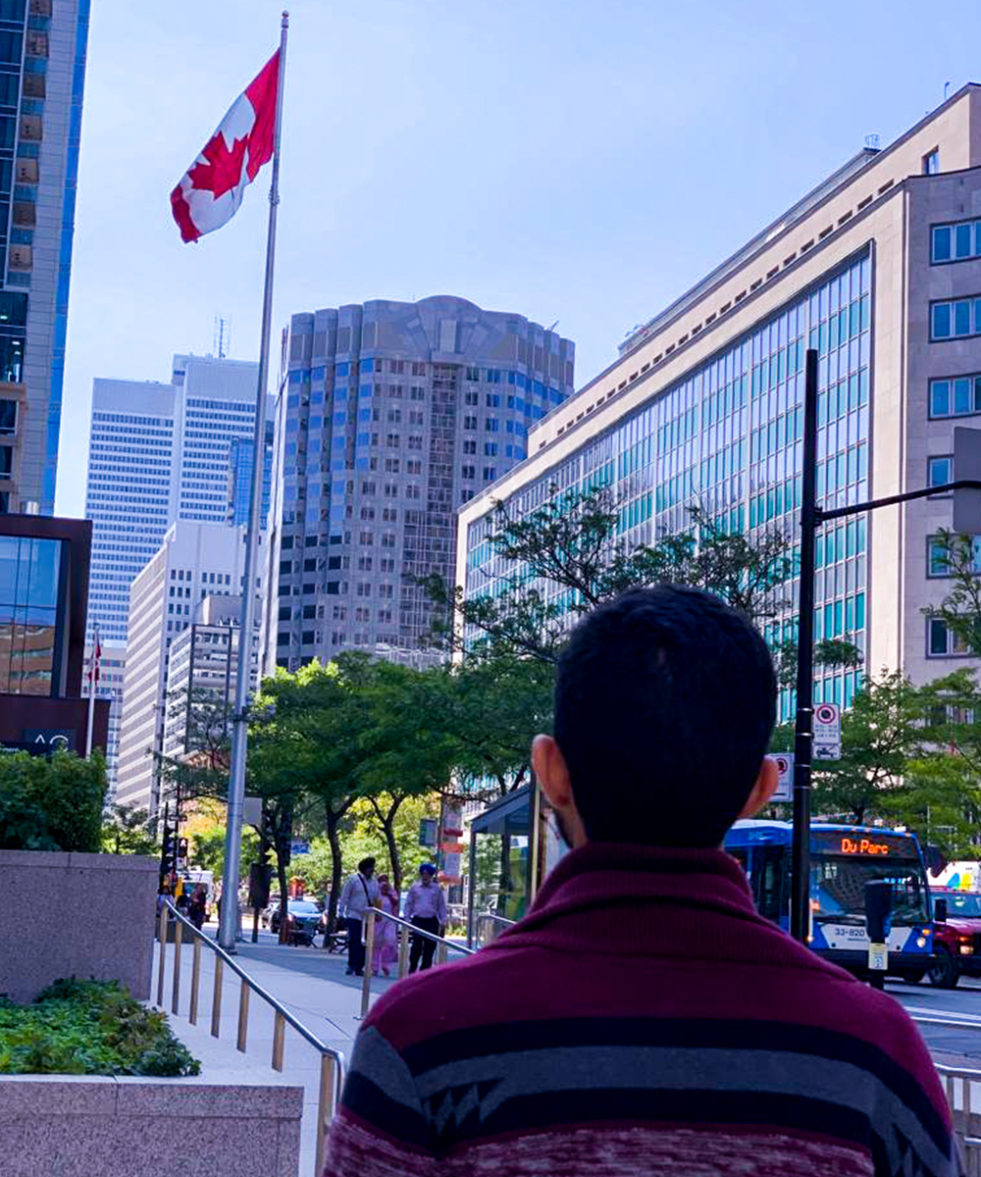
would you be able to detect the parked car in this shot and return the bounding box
[270,899,322,945]
[930,888,981,987]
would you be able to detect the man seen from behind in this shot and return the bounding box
[323,586,957,1176]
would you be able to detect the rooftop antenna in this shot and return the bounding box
[944,81,951,101]
[212,314,230,359]
[547,320,559,332]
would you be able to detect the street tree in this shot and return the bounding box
[101,804,157,856]
[153,687,233,814]
[924,530,981,656]
[424,488,807,669]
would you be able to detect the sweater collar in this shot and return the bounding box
[504,840,762,937]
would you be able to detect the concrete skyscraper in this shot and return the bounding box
[266,296,574,671]
[0,0,89,515]
[85,353,263,794]
[115,520,262,815]
[85,354,261,645]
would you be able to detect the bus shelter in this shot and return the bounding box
[466,784,566,946]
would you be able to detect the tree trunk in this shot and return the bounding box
[276,843,289,945]
[371,794,406,890]
[322,808,345,945]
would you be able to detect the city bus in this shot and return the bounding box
[725,820,935,981]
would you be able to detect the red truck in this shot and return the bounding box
[929,889,981,987]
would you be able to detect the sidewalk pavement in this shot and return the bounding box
[151,928,438,1177]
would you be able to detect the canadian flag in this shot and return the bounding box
[88,632,101,687]
[170,50,279,244]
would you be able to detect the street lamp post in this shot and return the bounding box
[789,353,981,943]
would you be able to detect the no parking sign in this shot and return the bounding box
[813,702,841,761]
[770,753,793,802]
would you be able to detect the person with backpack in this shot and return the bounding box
[338,857,380,977]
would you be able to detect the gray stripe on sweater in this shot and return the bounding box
[408,1044,950,1174]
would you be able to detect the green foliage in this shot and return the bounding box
[0,750,107,852]
[191,820,258,882]
[101,805,157,856]
[924,531,981,656]
[424,491,797,663]
[771,670,981,857]
[154,687,232,808]
[0,979,199,1077]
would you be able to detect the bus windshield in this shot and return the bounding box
[812,855,928,925]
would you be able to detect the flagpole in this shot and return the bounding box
[219,11,289,951]
[85,623,98,758]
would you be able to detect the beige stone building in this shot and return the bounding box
[458,85,981,713]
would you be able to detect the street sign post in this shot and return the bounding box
[812,702,841,761]
[790,366,981,945]
[770,753,794,802]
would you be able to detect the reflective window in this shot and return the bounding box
[0,535,63,696]
[932,217,981,264]
[928,455,953,491]
[929,375,981,419]
[931,297,981,340]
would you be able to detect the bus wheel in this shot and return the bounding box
[898,970,926,985]
[929,946,959,989]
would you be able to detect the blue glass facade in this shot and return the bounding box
[228,422,273,527]
[277,298,575,664]
[43,0,90,513]
[0,530,62,694]
[466,252,872,718]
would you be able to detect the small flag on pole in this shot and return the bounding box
[88,632,101,686]
[170,50,280,243]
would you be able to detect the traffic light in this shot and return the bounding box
[177,836,189,864]
[248,862,273,910]
[160,821,176,879]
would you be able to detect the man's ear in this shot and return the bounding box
[532,734,572,810]
[532,734,588,849]
[737,756,780,820]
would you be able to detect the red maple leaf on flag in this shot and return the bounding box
[187,130,249,200]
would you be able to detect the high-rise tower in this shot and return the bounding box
[0,0,89,515]
[267,296,574,669]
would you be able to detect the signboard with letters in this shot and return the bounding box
[812,702,841,761]
[770,753,793,802]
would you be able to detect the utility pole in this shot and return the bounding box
[789,357,981,943]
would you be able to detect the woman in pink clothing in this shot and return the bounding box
[371,875,399,977]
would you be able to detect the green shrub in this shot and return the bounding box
[0,750,107,853]
[0,978,200,1077]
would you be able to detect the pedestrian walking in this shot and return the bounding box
[404,862,446,973]
[187,883,208,930]
[324,586,957,1177]
[156,881,172,916]
[371,876,399,977]
[338,857,379,977]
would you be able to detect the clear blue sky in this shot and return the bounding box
[54,0,981,516]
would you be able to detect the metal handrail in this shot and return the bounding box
[474,911,516,947]
[156,900,343,1177]
[358,906,474,1018]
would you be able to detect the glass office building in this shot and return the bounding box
[460,85,981,704]
[467,256,870,716]
[0,528,61,693]
[227,421,273,527]
[0,0,90,515]
[271,296,574,669]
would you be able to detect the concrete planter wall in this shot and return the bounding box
[0,1075,302,1177]
[0,850,158,1003]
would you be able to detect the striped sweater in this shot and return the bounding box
[323,842,957,1176]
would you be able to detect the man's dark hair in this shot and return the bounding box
[358,857,376,873]
[553,585,776,847]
